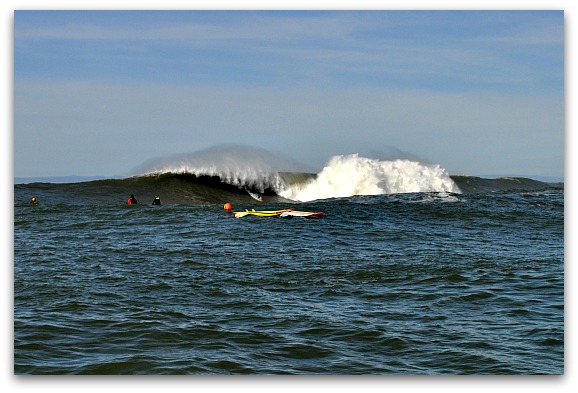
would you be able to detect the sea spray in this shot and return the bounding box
[279,154,461,202]
[134,145,297,193]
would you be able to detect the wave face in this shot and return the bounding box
[279,154,461,202]
[450,176,557,194]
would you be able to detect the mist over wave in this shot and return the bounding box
[134,144,305,194]
[279,154,461,202]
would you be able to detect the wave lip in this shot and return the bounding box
[134,145,293,194]
[279,154,461,202]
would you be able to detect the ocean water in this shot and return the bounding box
[13,152,564,375]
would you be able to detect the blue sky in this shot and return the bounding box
[13,9,564,179]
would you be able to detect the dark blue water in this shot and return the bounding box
[13,188,564,374]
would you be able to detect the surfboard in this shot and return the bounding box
[244,187,263,202]
[279,211,324,219]
[232,209,291,218]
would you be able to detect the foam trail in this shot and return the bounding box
[279,154,461,202]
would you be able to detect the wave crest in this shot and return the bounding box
[134,145,297,193]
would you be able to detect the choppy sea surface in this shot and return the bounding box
[14,177,563,374]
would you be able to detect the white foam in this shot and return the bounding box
[279,154,461,202]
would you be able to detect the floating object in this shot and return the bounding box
[223,202,233,210]
[280,210,324,219]
[232,209,291,218]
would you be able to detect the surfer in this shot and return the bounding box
[152,195,161,205]
[127,194,138,204]
[244,187,263,202]
[30,197,39,205]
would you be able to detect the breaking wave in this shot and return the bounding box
[278,154,461,202]
[135,146,461,202]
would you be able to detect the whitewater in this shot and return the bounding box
[278,154,460,202]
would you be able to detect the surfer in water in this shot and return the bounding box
[30,197,39,205]
[152,195,161,205]
[127,194,138,204]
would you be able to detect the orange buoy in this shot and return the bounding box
[223,202,233,211]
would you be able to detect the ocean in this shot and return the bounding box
[13,151,564,374]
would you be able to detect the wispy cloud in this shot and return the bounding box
[15,11,562,92]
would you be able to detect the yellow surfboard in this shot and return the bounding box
[232,209,292,218]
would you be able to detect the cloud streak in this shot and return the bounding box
[15,11,562,91]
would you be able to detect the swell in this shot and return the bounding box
[450,176,558,194]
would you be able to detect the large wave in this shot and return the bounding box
[279,154,461,202]
[135,146,461,202]
[16,145,555,206]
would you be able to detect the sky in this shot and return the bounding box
[12,8,565,180]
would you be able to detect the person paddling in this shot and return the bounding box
[127,194,138,204]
